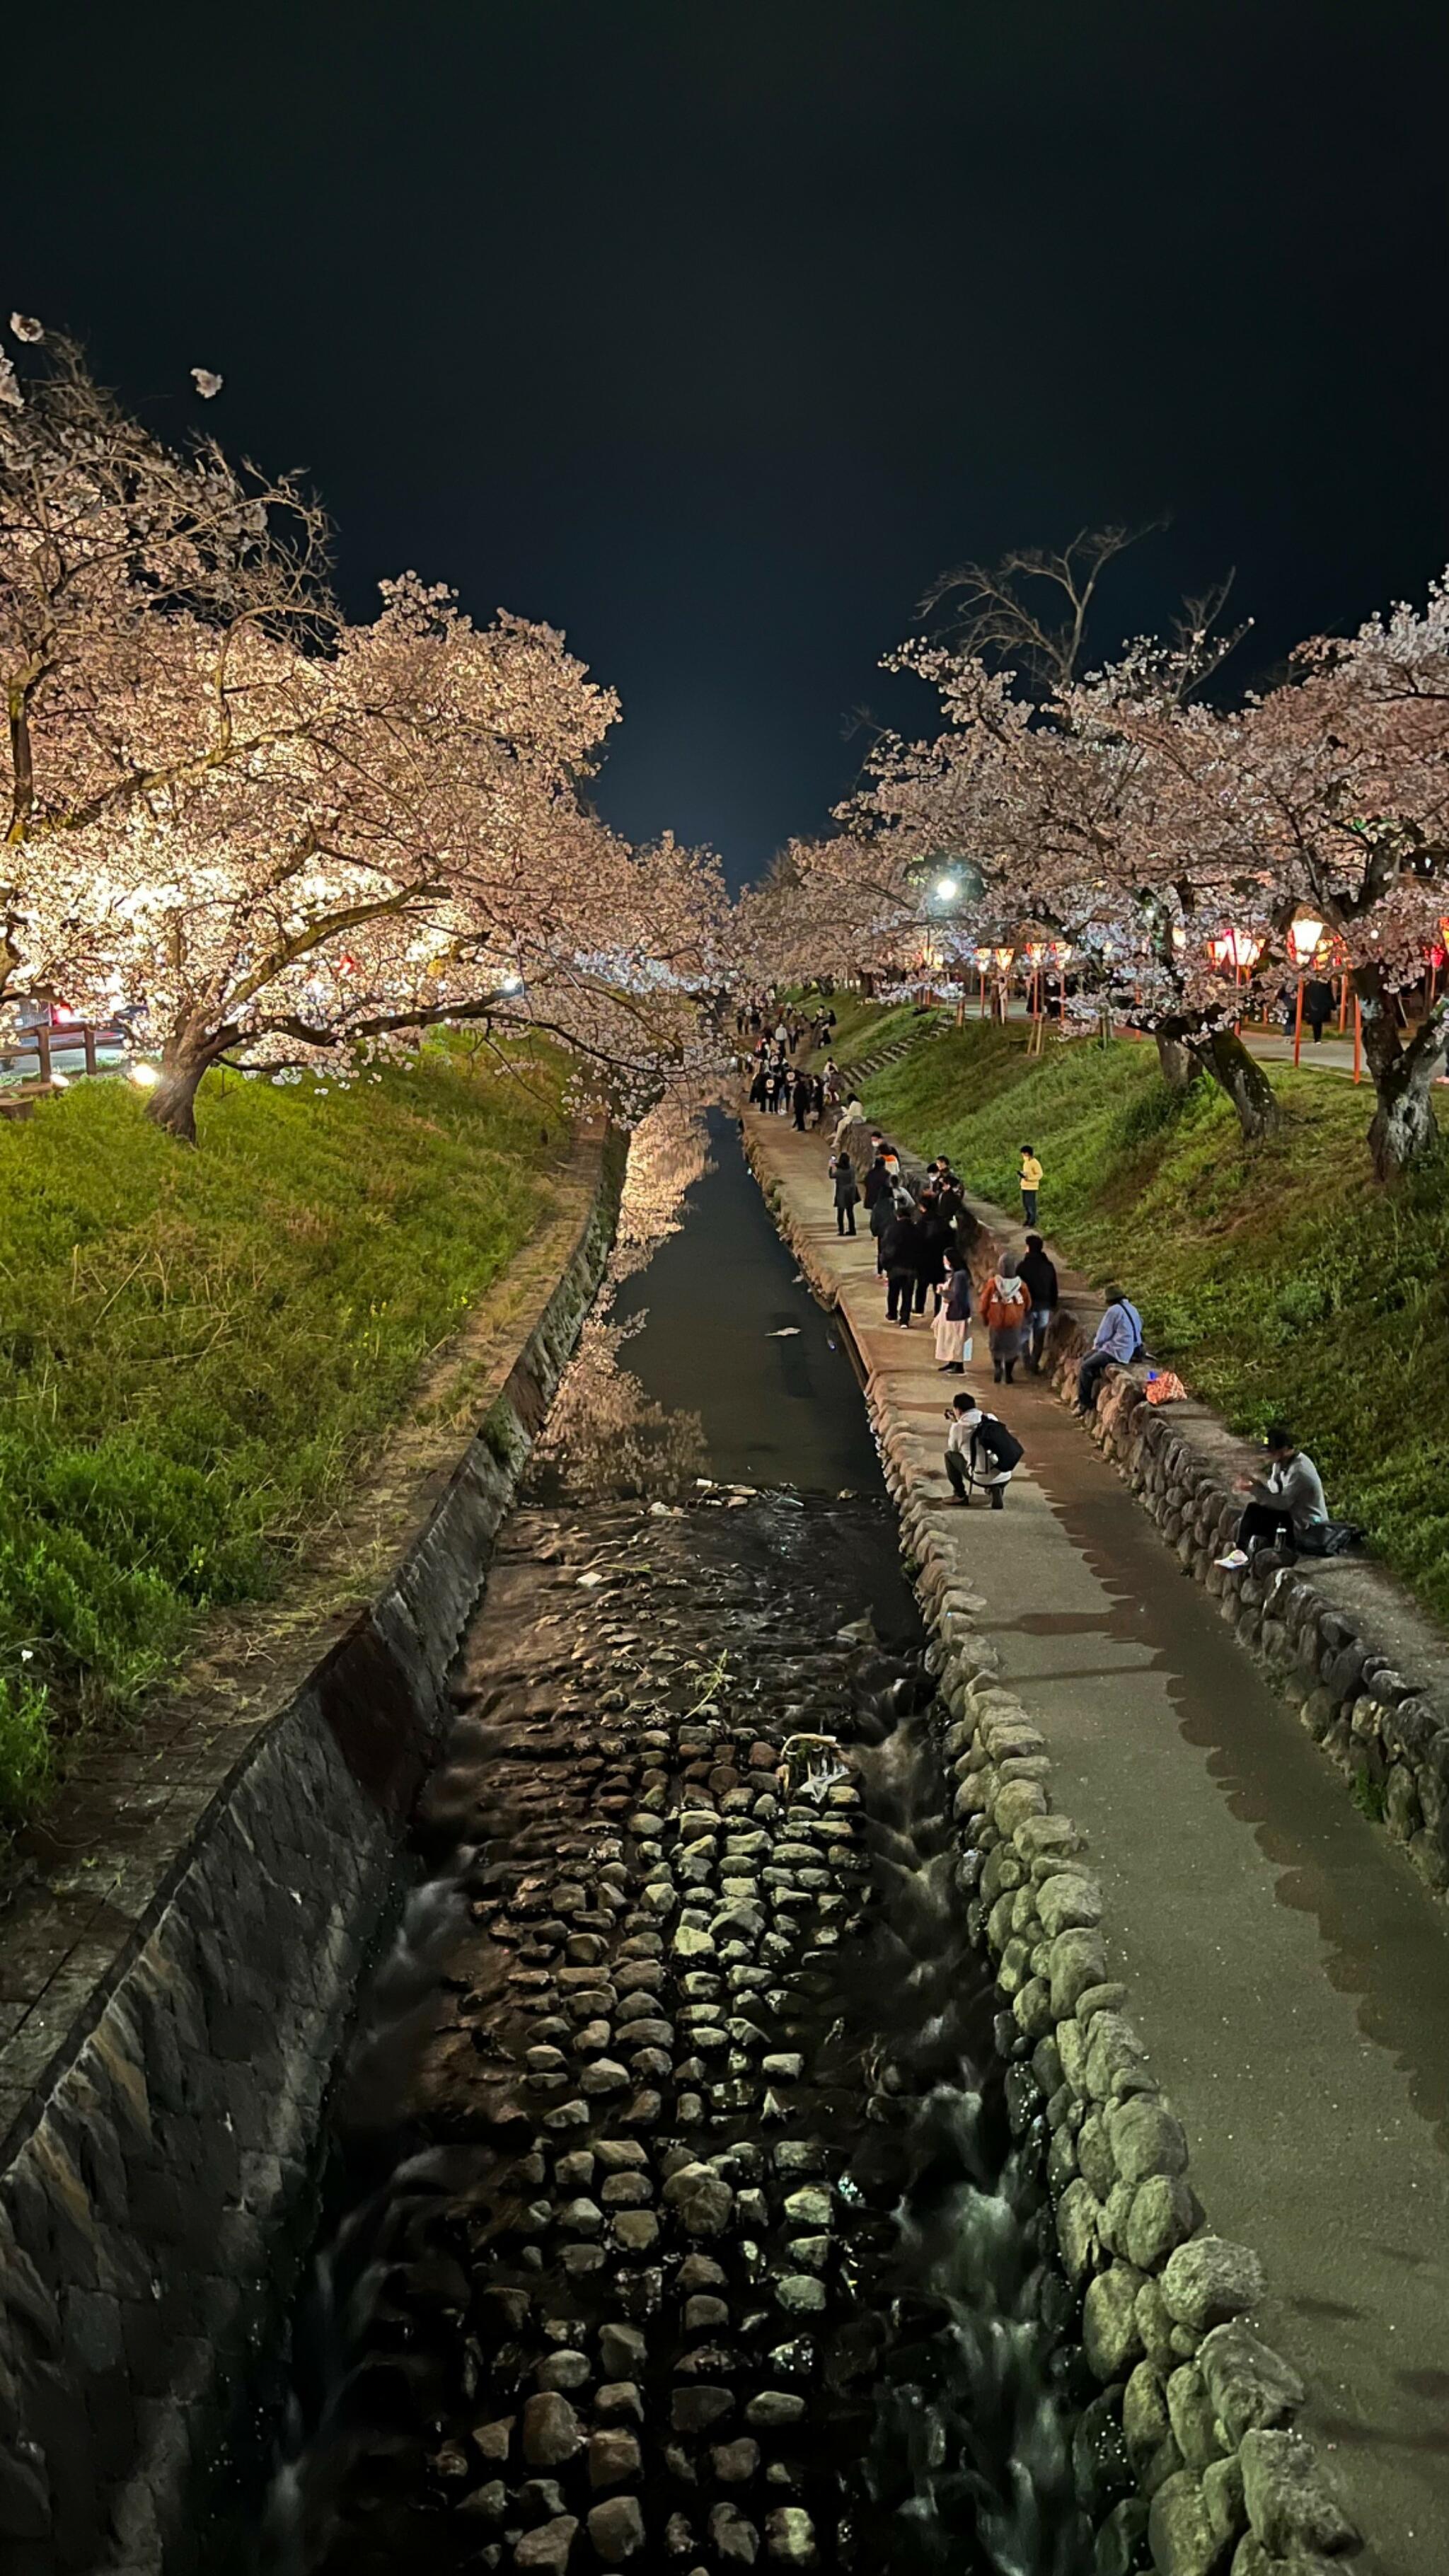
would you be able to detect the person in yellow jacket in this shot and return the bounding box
[1019,1145,1043,1226]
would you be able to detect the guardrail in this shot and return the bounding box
[0,1022,123,1119]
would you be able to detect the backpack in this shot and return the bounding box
[1296,1519,1364,1559]
[976,1413,1024,1472]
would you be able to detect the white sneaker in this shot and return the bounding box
[1215,1547,1249,1571]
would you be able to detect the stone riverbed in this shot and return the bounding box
[243,1487,1103,2576]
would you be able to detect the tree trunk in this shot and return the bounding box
[144,1057,209,1143]
[1356,966,1448,1181]
[1155,1031,1200,1093]
[1200,1027,1280,1142]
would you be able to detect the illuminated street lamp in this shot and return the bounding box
[934,873,960,902]
[1210,928,1262,971]
[1288,914,1327,1063]
[127,1061,161,1090]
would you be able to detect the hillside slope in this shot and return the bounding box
[846,1014,1449,1624]
[0,1050,570,1821]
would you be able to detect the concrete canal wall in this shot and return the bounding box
[0,1133,625,2576]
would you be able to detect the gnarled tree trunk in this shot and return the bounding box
[1199,1027,1280,1142]
[1155,1030,1201,1094]
[1356,966,1448,1182]
[143,1034,230,1144]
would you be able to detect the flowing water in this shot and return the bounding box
[232,1109,1102,2576]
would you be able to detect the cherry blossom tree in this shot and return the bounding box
[0,325,328,877]
[0,325,724,1139]
[1104,596,1449,1176]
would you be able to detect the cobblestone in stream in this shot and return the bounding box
[264,1494,1091,2576]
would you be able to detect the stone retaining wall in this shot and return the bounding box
[969,1224,1449,1908]
[0,1133,625,2576]
[748,1133,1361,2576]
[1049,1335,1449,1898]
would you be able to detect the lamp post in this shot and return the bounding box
[1288,915,1324,1065]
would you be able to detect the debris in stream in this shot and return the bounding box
[253,1496,1092,2576]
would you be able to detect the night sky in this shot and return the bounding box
[11,3,1449,889]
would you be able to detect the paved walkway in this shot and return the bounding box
[983,997,1448,1087]
[746,1107,1449,2576]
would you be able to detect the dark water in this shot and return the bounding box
[225,1109,1099,2576]
[611,1109,879,1496]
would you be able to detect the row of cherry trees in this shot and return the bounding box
[739,533,1449,1179]
[1,328,724,1139]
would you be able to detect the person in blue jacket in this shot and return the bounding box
[1075,1287,1143,1414]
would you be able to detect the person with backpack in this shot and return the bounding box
[1019,1232,1058,1373]
[1075,1286,1144,1414]
[944,1393,1024,1508]
[981,1251,1032,1385]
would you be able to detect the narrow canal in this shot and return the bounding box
[240,1109,1104,2576]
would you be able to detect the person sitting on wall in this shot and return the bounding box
[1216,1423,1328,1567]
[944,1392,1024,1508]
[1075,1286,1144,1414]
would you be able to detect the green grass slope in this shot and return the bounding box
[0,1049,568,1823]
[851,1015,1449,1626]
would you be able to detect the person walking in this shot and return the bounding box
[934,1244,973,1371]
[792,1070,809,1131]
[981,1252,1032,1384]
[1304,978,1335,1043]
[1018,1145,1043,1228]
[1019,1232,1058,1373]
[830,1150,860,1236]
[882,1201,923,1326]
[1216,1425,1329,1566]
[944,1394,1024,1509]
[1075,1286,1143,1414]
[863,1153,896,1271]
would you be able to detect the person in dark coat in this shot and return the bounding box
[916,1191,954,1315]
[863,1154,896,1271]
[935,1168,964,1228]
[792,1071,809,1130]
[881,1204,923,1325]
[831,1150,860,1236]
[1304,978,1335,1041]
[1019,1232,1058,1373]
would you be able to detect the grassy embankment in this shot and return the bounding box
[0,1047,570,1826]
[833,1007,1449,1626]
